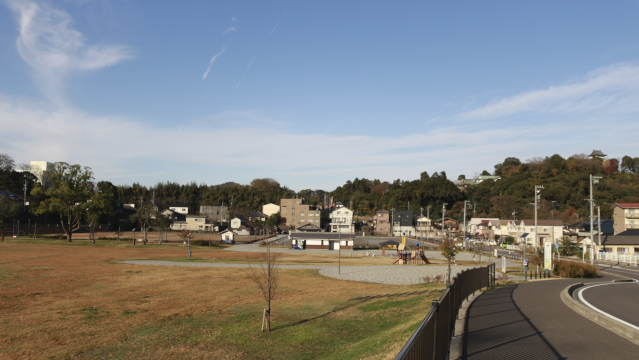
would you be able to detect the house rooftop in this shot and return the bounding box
[589,150,607,157]
[614,203,639,209]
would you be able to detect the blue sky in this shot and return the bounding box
[2,1,639,191]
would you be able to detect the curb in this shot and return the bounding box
[600,270,633,281]
[560,283,639,346]
[449,290,483,360]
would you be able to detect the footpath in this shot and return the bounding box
[461,273,639,359]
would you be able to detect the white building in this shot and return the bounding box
[467,218,500,234]
[16,161,54,185]
[520,219,565,247]
[171,215,212,231]
[329,204,354,233]
[169,205,188,215]
[262,203,280,217]
[415,216,435,238]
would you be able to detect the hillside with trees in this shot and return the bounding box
[2,152,639,227]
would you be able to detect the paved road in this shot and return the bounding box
[119,259,483,285]
[597,263,639,281]
[575,282,639,330]
[462,273,639,360]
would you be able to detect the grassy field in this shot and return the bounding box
[0,241,446,359]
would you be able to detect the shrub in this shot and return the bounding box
[552,260,598,278]
[190,240,219,247]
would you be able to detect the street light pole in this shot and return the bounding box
[391,208,395,237]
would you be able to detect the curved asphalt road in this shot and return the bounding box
[462,273,639,360]
[576,282,639,330]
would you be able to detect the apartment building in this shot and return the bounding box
[200,205,229,223]
[520,219,565,247]
[280,198,321,229]
[612,203,639,235]
[375,210,390,235]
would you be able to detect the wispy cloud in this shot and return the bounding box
[461,63,639,119]
[231,16,236,23]
[223,26,236,35]
[5,0,133,104]
[2,95,635,190]
[202,46,226,80]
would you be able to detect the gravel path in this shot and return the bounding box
[119,260,483,285]
[224,242,521,267]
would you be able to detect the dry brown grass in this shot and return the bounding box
[0,243,441,359]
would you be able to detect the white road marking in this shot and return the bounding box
[577,282,639,331]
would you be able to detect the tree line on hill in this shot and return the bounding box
[2,153,639,236]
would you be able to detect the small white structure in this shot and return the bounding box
[220,229,236,242]
[262,203,280,217]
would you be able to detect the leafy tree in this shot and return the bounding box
[130,205,159,244]
[494,157,522,175]
[420,171,430,181]
[481,170,491,176]
[440,238,458,283]
[0,195,19,241]
[504,236,515,245]
[266,212,281,228]
[458,174,466,181]
[32,163,102,242]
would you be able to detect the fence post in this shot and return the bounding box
[432,299,439,360]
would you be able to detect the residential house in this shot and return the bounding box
[599,229,639,254]
[161,208,186,222]
[169,204,189,215]
[200,205,229,223]
[280,198,322,229]
[520,219,565,247]
[611,203,639,235]
[230,217,253,235]
[248,211,268,222]
[0,190,22,204]
[375,210,390,235]
[415,216,434,238]
[171,215,212,231]
[467,218,499,234]
[262,203,280,217]
[392,210,415,237]
[329,204,354,233]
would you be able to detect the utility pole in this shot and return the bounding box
[391,208,395,237]
[473,203,476,217]
[589,175,601,265]
[534,185,544,248]
[463,200,470,240]
[23,177,28,209]
[552,200,557,257]
[442,203,447,240]
[597,205,601,256]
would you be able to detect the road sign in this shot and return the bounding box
[544,242,552,270]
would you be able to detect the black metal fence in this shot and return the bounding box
[395,264,495,360]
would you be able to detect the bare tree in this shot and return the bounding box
[0,154,15,171]
[248,241,279,332]
[17,163,31,171]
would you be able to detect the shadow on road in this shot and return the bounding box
[462,284,565,360]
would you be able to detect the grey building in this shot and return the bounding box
[200,205,229,223]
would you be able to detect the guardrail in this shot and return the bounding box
[395,264,495,360]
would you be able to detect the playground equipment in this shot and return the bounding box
[391,238,431,265]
